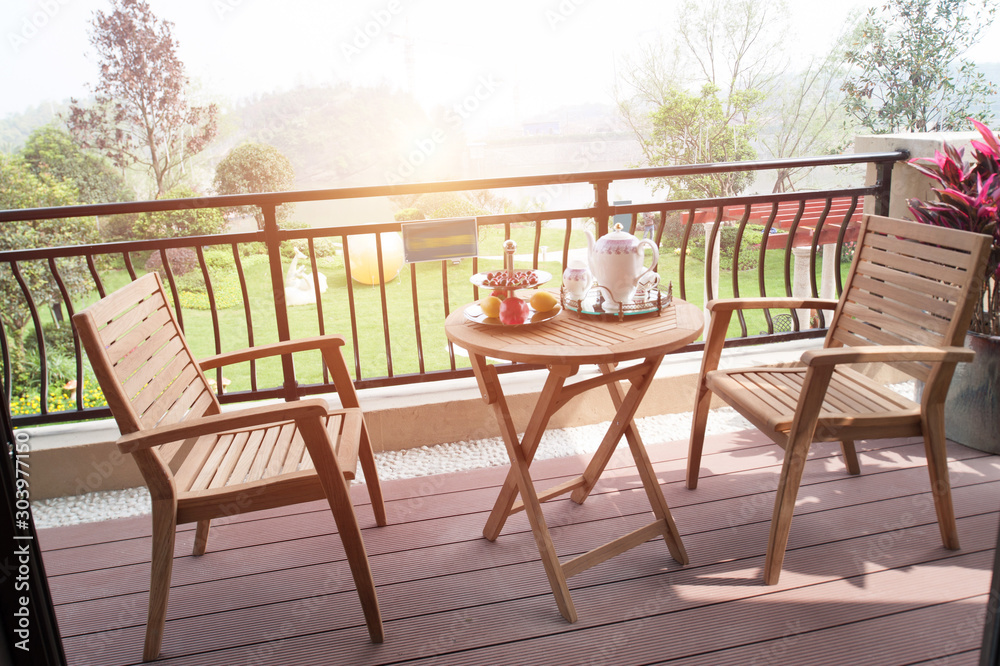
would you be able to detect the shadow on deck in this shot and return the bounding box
[38,429,1000,665]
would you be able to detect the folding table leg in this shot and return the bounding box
[485,379,578,622]
[576,359,688,564]
[481,364,570,541]
[570,359,660,504]
[624,422,689,564]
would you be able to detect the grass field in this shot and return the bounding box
[13,225,849,413]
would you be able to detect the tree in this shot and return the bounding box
[842,0,998,133]
[213,142,295,230]
[67,0,217,196]
[133,185,226,238]
[646,83,760,198]
[761,32,854,192]
[0,154,96,338]
[21,126,134,205]
[616,0,783,198]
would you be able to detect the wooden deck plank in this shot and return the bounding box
[37,430,1000,665]
[41,438,995,593]
[62,516,995,666]
[36,430,988,563]
[50,469,1000,638]
[39,436,990,598]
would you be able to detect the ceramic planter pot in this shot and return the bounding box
[944,332,1000,453]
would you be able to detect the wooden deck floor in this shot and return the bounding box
[38,429,1000,665]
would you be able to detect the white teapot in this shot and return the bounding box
[585,223,659,312]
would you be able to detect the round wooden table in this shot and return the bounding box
[445,298,703,622]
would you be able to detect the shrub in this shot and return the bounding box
[686,224,764,270]
[202,249,236,270]
[395,207,425,221]
[134,186,227,239]
[24,321,76,357]
[145,247,200,276]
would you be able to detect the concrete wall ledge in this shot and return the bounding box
[21,338,906,500]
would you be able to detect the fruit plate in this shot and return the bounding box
[470,269,552,291]
[464,303,561,327]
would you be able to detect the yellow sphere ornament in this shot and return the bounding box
[347,232,405,285]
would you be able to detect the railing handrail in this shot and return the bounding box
[1,150,910,428]
[0,151,907,223]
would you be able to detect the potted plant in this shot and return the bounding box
[907,118,1000,452]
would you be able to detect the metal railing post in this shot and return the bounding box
[873,155,903,217]
[593,180,611,237]
[262,203,298,401]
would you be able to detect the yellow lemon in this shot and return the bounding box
[480,295,502,318]
[529,290,559,312]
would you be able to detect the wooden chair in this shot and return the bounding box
[73,273,387,660]
[687,214,992,585]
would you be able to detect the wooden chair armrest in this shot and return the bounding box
[801,345,975,367]
[707,297,839,313]
[116,399,330,453]
[199,335,347,371]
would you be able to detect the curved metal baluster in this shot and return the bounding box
[783,200,807,331]
[834,196,860,297]
[158,247,184,333]
[732,205,752,338]
[231,243,256,391]
[86,254,106,298]
[809,197,834,329]
[704,207,725,304]
[758,202,780,334]
[410,262,425,374]
[195,246,223,392]
[48,258,84,412]
[374,234,393,378]
[679,208,695,301]
[10,261,47,416]
[342,234,362,379]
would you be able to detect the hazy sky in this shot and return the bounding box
[3,0,999,132]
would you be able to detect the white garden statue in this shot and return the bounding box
[284,246,328,306]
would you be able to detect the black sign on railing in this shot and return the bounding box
[401,217,478,263]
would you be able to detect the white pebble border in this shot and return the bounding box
[30,382,917,529]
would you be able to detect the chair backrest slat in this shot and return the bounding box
[848,274,959,326]
[111,313,177,383]
[122,337,187,401]
[828,215,991,383]
[74,273,219,436]
[136,362,201,430]
[156,382,215,431]
[840,301,953,346]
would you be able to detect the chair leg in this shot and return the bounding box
[763,434,812,586]
[357,422,387,527]
[144,499,177,661]
[840,439,861,475]
[687,307,732,490]
[686,381,712,490]
[300,418,384,643]
[193,519,211,555]
[923,407,960,550]
[323,471,385,643]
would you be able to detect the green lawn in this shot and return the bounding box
[17,226,850,408]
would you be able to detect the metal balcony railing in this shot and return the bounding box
[0,152,906,427]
